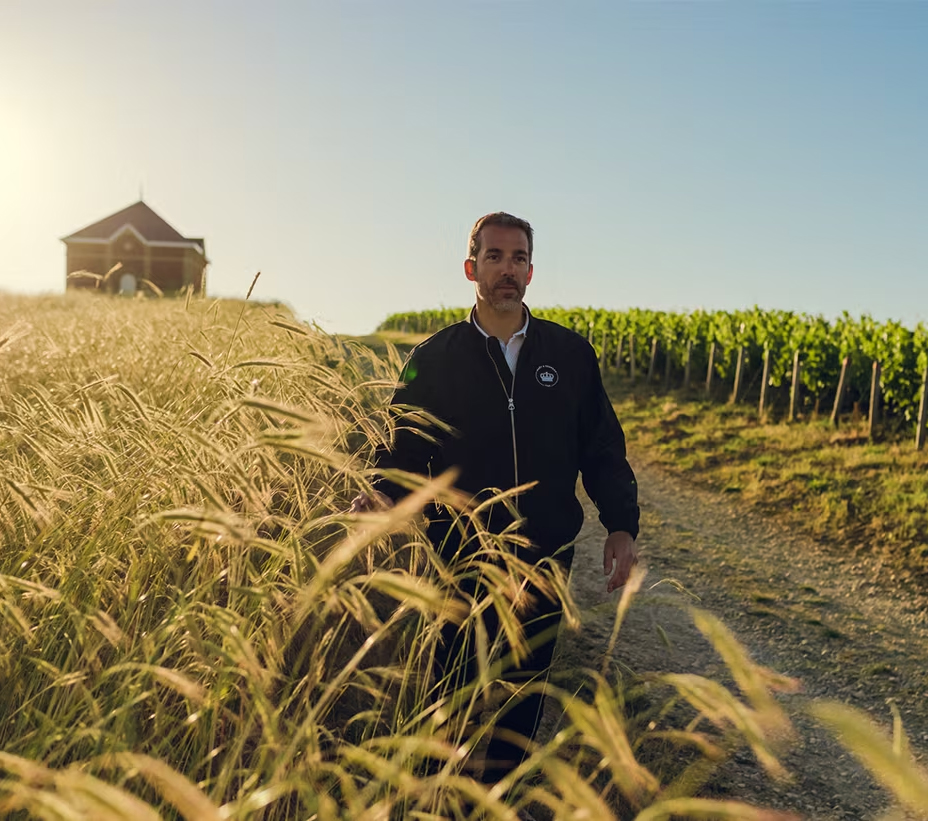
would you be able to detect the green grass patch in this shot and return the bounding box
[607,379,928,572]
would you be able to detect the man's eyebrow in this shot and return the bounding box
[484,246,528,255]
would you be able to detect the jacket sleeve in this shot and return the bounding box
[372,348,443,504]
[578,345,640,539]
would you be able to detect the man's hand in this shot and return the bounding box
[603,531,638,593]
[348,490,394,513]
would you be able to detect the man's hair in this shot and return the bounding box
[467,212,534,263]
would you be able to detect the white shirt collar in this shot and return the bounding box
[470,306,529,341]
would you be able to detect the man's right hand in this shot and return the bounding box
[349,490,394,513]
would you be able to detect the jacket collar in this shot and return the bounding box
[466,304,533,340]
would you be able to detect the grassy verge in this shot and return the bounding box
[606,376,928,577]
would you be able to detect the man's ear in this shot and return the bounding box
[526,264,533,286]
[464,259,477,282]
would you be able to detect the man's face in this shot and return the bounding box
[464,225,533,312]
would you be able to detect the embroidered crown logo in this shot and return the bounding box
[535,365,559,387]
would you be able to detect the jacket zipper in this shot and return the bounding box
[485,339,519,488]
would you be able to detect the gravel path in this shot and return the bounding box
[543,460,928,820]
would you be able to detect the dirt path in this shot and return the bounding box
[544,460,928,820]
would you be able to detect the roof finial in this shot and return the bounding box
[139,182,144,202]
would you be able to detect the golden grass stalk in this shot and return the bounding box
[812,701,928,819]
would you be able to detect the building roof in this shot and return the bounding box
[62,201,204,252]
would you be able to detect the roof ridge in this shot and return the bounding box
[62,201,197,245]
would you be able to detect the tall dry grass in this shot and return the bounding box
[0,291,819,819]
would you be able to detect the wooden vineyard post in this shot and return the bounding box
[663,345,672,391]
[758,348,771,419]
[730,346,745,404]
[684,340,693,389]
[830,356,850,427]
[916,364,928,451]
[629,335,637,383]
[705,342,716,396]
[647,337,658,383]
[587,322,594,345]
[615,336,624,372]
[868,360,881,441]
[789,350,801,422]
[600,327,608,372]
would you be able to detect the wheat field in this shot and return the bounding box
[0,291,920,820]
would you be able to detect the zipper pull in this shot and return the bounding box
[508,397,515,412]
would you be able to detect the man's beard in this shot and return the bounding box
[488,280,524,312]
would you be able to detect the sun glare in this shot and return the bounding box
[0,104,34,200]
[0,102,53,292]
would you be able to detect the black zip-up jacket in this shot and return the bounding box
[375,308,639,561]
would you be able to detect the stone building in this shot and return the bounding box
[62,201,208,295]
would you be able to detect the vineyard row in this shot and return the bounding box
[379,307,928,447]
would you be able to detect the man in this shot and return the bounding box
[355,212,639,782]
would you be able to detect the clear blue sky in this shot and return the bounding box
[2,1,926,335]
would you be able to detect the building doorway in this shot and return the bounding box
[119,273,138,295]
